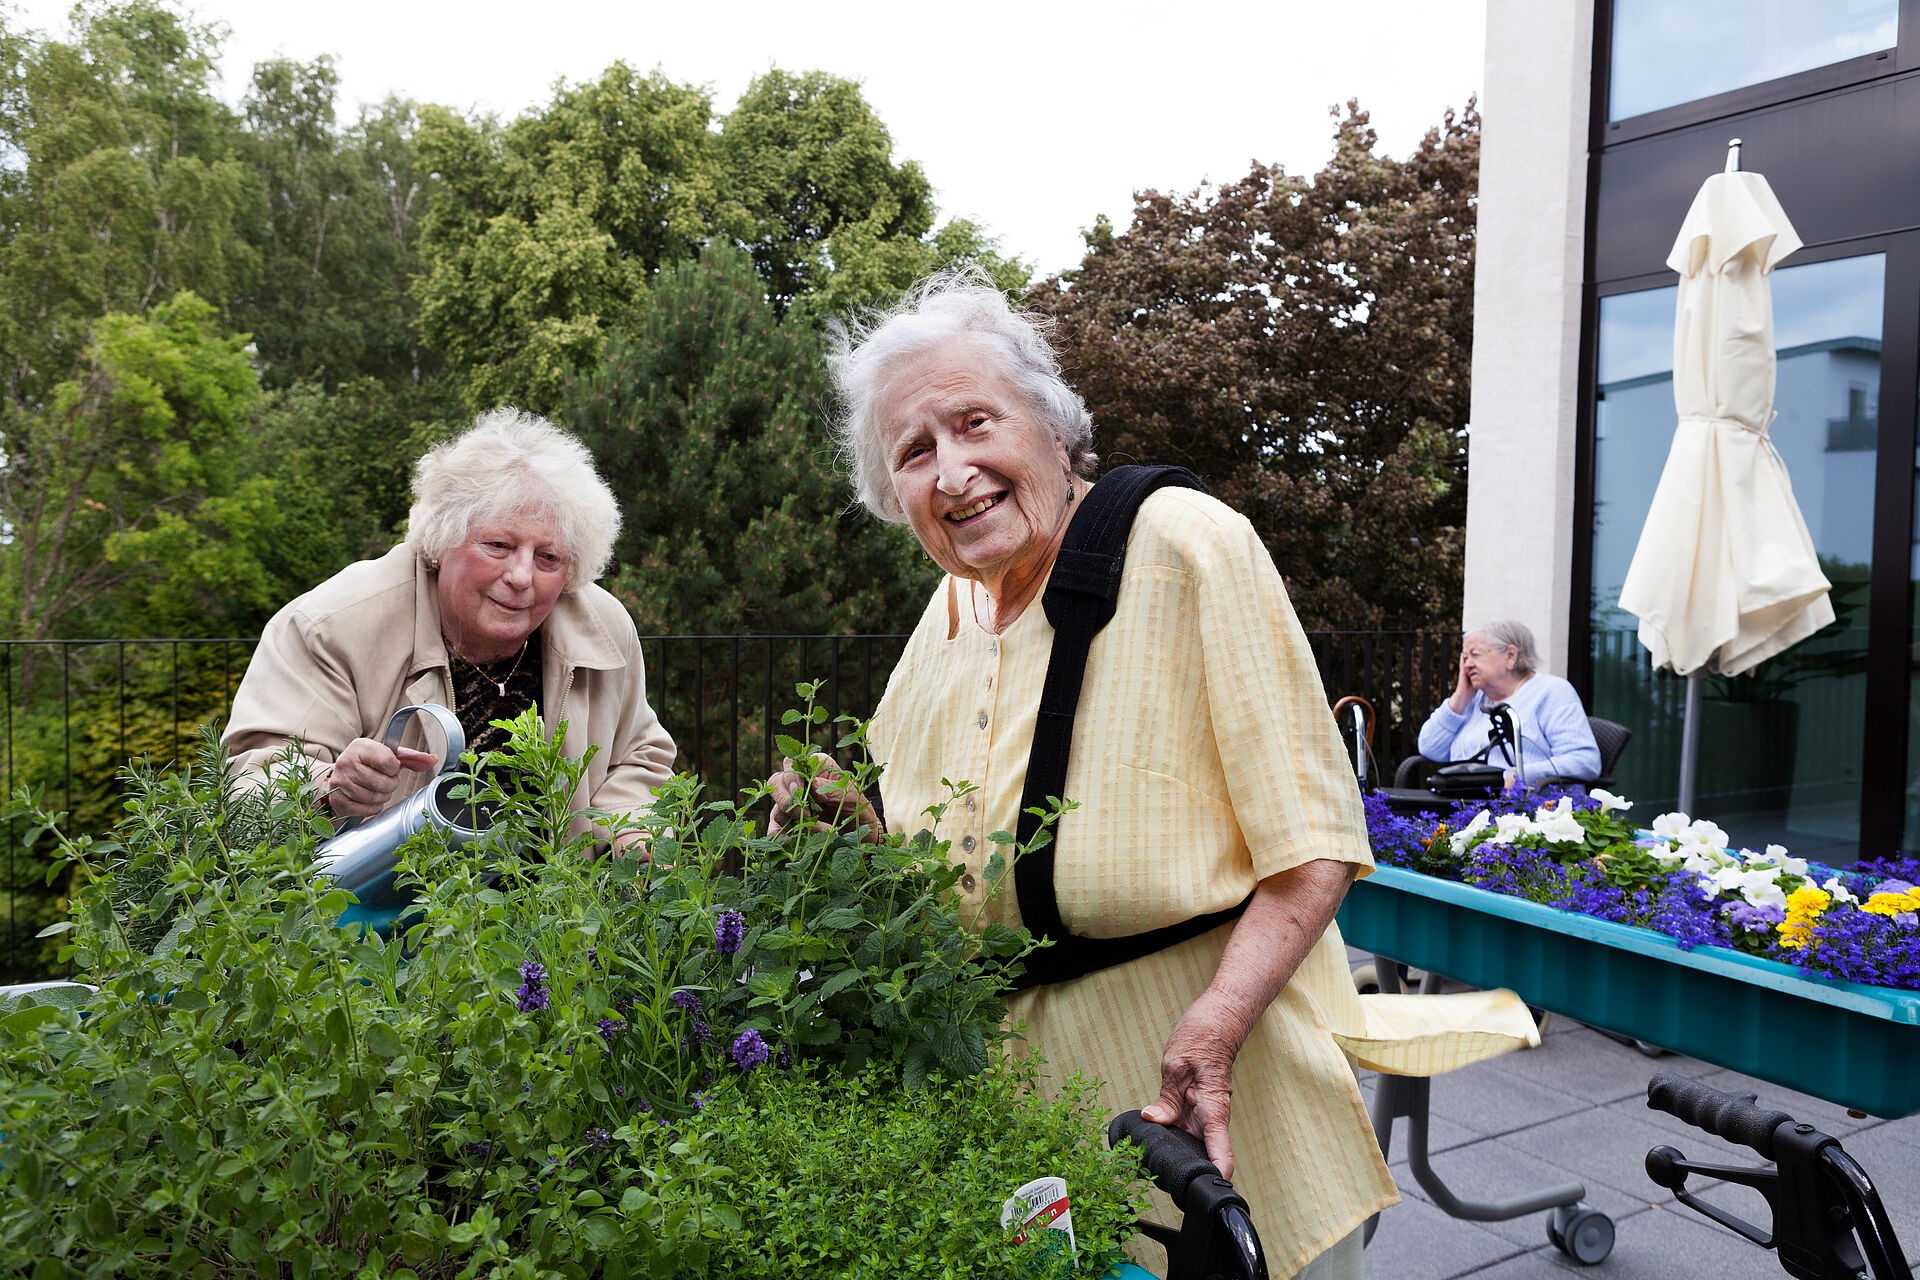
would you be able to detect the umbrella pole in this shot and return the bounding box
[1677,670,1703,815]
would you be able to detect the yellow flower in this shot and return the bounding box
[1862,890,1920,917]
[1776,886,1832,950]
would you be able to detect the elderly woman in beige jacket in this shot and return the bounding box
[223,409,675,847]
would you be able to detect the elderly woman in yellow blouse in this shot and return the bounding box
[769,275,1394,1279]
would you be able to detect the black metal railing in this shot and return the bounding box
[0,629,1454,981]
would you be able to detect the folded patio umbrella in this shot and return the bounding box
[1616,144,1833,812]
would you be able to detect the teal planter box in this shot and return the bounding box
[1336,865,1920,1119]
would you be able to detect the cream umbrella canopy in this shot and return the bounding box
[1617,142,1834,815]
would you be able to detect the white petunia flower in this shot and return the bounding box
[1651,812,1691,841]
[1731,869,1788,908]
[1493,812,1536,845]
[1590,788,1632,815]
[1536,809,1588,846]
[1450,810,1493,855]
[1686,819,1730,851]
[1821,876,1858,905]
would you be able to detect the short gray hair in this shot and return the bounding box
[1471,619,1539,677]
[827,267,1097,522]
[406,408,621,590]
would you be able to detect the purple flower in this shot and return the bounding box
[586,1126,611,1149]
[516,960,550,1013]
[636,1099,651,1114]
[597,1017,625,1044]
[715,910,747,957]
[587,948,601,970]
[776,1047,792,1069]
[689,1090,708,1113]
[670,989,704,1018]
[692,1020,711,1045]
[731,1028,770,1072]
[614,1085,625,1097]
[1728,901,1787,932]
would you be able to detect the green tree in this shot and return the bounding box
[235,56,434,389]
[412,64,716,412]
[413,64,1027,412]
[0,291,272,643]
[561,244,935,635]
[0,1,256,417]
[1029,102,1479,631]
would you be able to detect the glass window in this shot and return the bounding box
[1591,253,1884,864]
[1610,0,1898,121]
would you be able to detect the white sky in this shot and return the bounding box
[11,0,1487,279]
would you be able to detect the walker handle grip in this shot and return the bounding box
[1108,1110,1219,1204]
[1647,1072,1793,1160]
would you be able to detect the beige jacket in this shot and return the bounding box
[222,543,677,841]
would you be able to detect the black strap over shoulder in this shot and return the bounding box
[1009,465,1252,991]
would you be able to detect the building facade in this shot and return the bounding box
[1468,0,1920,862]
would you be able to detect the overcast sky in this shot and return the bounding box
[11,0,1487,279]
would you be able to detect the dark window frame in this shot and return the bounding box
[1599,0,1912,143]
[1574,0,1920,856]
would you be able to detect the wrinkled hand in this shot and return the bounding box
[1449,648,1476,713]
[323,736,439,818]
[767,755,882,841]
[1140,991,1246,1181]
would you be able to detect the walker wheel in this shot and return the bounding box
[1351,963,1380,996]
[1547,1202,1615,1265]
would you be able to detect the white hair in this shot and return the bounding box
[826,266,1097,522]
[406,408,621,590]
[1471,619,1540,677]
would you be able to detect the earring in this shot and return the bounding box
[426,558,440,571]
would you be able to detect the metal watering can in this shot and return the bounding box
[313,704,497,936]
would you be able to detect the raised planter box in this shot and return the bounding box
[1336,864,1920,1119]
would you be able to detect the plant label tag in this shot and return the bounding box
[1001,1175,1076,1255]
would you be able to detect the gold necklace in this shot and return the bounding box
[450,636,530,697]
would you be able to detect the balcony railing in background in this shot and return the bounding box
[0,629,1455,980]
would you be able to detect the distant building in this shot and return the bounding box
[1468,1,1917,861]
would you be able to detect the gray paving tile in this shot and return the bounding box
[1828,1124,1920,1207]
[1455,1247,1590,1278]
[1362,1189,1531,1280]
[1550,1201,1788,1280]
[1478,1026,1714,1107]
[1499,1101,1728,1204]
[1864,1113,1920,1151]
[1421,1059,1592,1136]
[1373,1107,1484,1158]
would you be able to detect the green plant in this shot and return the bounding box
[0,729,729,1278]
[691,1057,1146,1280]
[0,689,1122,1278]
[630,681,1055,1090]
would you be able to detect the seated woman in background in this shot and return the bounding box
[1418,619,1600,787]
[222,408,675,851]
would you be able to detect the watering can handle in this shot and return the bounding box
[377,704,467,777]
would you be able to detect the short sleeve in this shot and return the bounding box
[1191,514,1374,881]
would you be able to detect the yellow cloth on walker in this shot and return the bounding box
[867,489,1533,1280]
